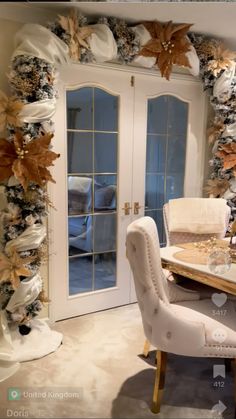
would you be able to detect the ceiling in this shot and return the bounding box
[24,1,236,48]
[2,1,236,49]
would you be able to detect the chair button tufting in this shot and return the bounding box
[153,308,158,315]
[132,243,136,252]
[166,331,172,339]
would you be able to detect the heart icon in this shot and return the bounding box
[211,293,227,307]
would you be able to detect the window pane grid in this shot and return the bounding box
[145,95,188,246]
[67,87,118,295]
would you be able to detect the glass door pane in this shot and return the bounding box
[145,95,188,246]
[67,87,118,295]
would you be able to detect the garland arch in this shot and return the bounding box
[0,9,236,362]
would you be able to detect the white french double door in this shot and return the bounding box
[49,63,206,321]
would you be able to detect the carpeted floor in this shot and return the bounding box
[0,304,234,418]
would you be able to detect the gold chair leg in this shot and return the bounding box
[151,350,167,414]
[143,339,151,358]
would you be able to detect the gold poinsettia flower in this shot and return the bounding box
[0,131,60,191]
[204,178,229,197]
[58,10,93,61]
[207,43,236,76]
[216,142,236,174]
[1,203,22,226]
[0,248,36,289]
[207,119,225,144]
[0,91,24,132]
[139,20,193,80]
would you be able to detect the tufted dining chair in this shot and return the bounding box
[142,199,231,357]
[126,217,236,414]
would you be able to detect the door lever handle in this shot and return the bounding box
[122,202,132,215]
[134,202,142,215]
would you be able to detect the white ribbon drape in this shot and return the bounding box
[0,311,14,361]
[19,98,57,123]
[222,122,236,138]
[185,37,200,77]
[0,311,20,382]
[88,24,117,63]
[6,224,46,253]
[213,61,236,100]
[131,24,156,68]
[6,274,42,314]
[12,24,70,64]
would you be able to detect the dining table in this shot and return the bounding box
[160,240,236,296]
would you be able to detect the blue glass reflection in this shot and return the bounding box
[145,210,166,246]
[68,216,93,255]
[94,88,118,132]
[94,175,117,211]
[166,175,184,202]
[168,96,188,136]
[68,176,92,215]
[67,88,93,130]
[67,132,93,173]
[146,135,166,173]
[94,214,116,252]
[145,174,165,210]
[94,133,117,173]
[69,255,93,295]
[145,94,188,246]
[94,252,116,290]
[147,96,168,135]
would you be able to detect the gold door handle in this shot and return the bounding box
[122,202,132,215]
[134,202,142,215]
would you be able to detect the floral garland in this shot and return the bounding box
[0,55,58,334]
[0,9,236,335]
[98,17,140,63]
[188,33,236,216]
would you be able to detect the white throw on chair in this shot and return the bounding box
[163,197,231,246]
[126,216,236,414]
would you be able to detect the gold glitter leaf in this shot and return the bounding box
[58,10,93,61]
[139,20,192,80]
[0,91,24,132]
[216,143,236,172]
[0,132,60,190]
[0,248,36,289]
[207,119,225,144]
[204,179,229,197]
[207,43,236,76]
